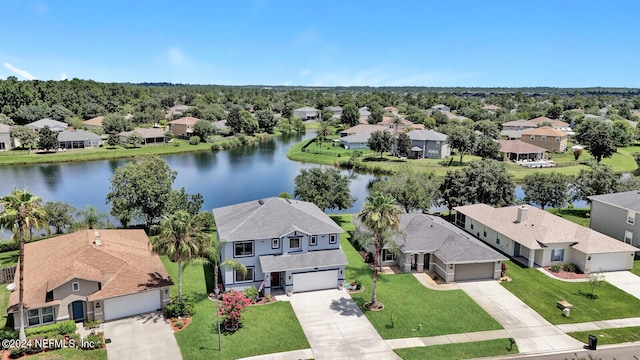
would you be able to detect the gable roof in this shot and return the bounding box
[83,116,104,127]
[521,126,568,137]
[340,124,389,136]
[528,116,554,124]
[27,118,68,130]
[293,107,319,112]
[58,130,102,142]
[259,249,348,273]
[407,129,448,141]
[588,190,640,213]
[339,133,371,143]
[213,197,343,242]
[497,140,547,154]
[501,120,536,128]
[170,116,200,125]
[119,128,165,139]
[454,204,637,254]
[8,230,172,313]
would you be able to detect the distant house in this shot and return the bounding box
[27,119,68,132]
[358,107,371,123]
[377,117,424,133]
[338,133,371,150]
[169,117,199,138]
[431,104,450,112]
[500,120,537,139]
[588,190,640,249]
[166,105,190,119]
[482,104,500,113]
[521,126,568,152]
[406,130,450,159]
[529,116,571,130]
[83,116,104,130]
[383,106,400,115]
[496,140,547,161]
[58,130,103,149]
[327,106,342,119]
[0,123,11,151]
[455,204,637,273]
[293,107,319,120]
[355,213,506,282]
[340,124,389,137]
[118,128,166,145]
[213,198,347,295]
[7,230,172,329]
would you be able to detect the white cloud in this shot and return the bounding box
[60,72,68,80]
[165,47,191,67]
[3,62,36,80]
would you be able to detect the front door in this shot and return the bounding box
[71,301,84,321]
[270,272,280,288]
[514,243,521,257]
[424,253,431,272]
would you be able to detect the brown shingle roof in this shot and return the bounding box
[8,230,172,313]
[521,126,568,137]
[83,116,104,127]
[497,140,547,154]
[169,116,199,125]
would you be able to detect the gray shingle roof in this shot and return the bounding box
[259,249,348,272]
[27,118,68,130]
[407,130,448,141]
[339,133,371,143]
[58,130,102,142]
[213,197,344,242]
[588,191,640,213]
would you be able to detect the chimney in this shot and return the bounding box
[516,205,528,223]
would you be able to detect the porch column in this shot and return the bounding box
[528,248,535,268]
[403,253,411,273]
[416,252,424,272]
[262,273,270,296]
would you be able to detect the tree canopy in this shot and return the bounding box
[293,167,355,211]
[522,172,571,210]
[37,126,59,151]
[572,162,618,202]
[575,118,616,163]
[449,126,476,164]
[367,130,394,158]
[372,167,439,213]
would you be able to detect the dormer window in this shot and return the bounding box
[72,282,80,292]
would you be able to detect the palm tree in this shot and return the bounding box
[202,239,246,297]
[357,192,401,310]
[150,211,209,303]
[0,188,47,341]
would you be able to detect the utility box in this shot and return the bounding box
[562,307,570,317]
[588,335,597,350]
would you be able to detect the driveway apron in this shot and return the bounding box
[288,289,400,360]
[103,312,182,360]
[457,281,583,354]
[604,271,640,300]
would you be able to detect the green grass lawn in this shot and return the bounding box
[501,261,640,324]
[331,214,502,339]
[161,257,309,360]
[568,326,640,345]
[394,339,518,360]
[545,208,590,227]
[26,348,107,359]
[0,251,18,267]
[632,261,640,277]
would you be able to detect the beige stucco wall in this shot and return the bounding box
[52,278,100,321]
[521,135,567,152]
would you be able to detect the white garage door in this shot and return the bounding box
[293,270,338,293]
[589,253,630,272]
[454,263,495,282]
[104,290,161,321]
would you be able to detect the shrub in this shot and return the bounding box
[562,262,577,273]
[84,319,101,330]
[549,264,561,273]
[243,286,259,299]
[163,296,195,318]
[25,320,75,337]
[389,312,397,328]
[355,279,362,290]
[189,136,201,145]
[81,333,104,349]
[174,320,184,329]
[219,290,251,330]
[9,346,25,358]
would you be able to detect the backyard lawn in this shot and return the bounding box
[546,208,590,227]
[632,260,640,277]
[0,251,18,267]
[331,215,502,339]
[161,257,309,360]
[394,339,518,360]
[501,261,640,324]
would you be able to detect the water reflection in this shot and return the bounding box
[38,164,62,192]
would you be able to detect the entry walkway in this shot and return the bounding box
[457,281,584,353]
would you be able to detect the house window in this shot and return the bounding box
[27,307,54,326]
[455,213,466,228]
[329,234,337,244]
[72,282,79,292]
[235,267,254,283]
[234,241,254,257]
[551,249,565,262]
[496,236,500,245]
[530,135,535,141]
[271,238,280,249]
[624,230,633,244]
[427,150,439,157]
[627,210,636,225]
[540,136,547,141]
[555,137,560,142]
[436,141,440,146]
[310,235,317,246]
[27,309,40,326]
[0,142,5,150]
[483,230,487,237]
[41,307,54,323]
[470,221,474,230]
[289,238,301,249]
[382,249,395,261]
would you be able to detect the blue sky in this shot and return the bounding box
[1,0,639,87]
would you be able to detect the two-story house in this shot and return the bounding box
[406,129,451,159]
[588,190,640,249]
[7,230,172,330]
[213,197,347,295]
[169,116,199,138]
[431,104,450,112]
[520,126,568,152]
[500,120,537,140]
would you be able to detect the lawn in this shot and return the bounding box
[394,339,518,360]
[161,257,309,360]
[26,348,107,359]
[632,261,640,277]
[568,326,640,345]
[501,261,640,324]
[0,251,18,267]
[331,214,502,339]
[545,208,590,227]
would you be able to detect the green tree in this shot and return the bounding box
[0,188,47,341]
[368,105,383,124]
[449,126,476,164]
[546,104,564,119]
[522,172,571,210]
[151,211,209,303]
[37,126,59,151]
[294,167,355,211]
[357,193,402,310]
[106,155,177,228]
[165,188,204,216]
[572,162,618,202]
[611,120,634,147]
[575,118,616,163]
[616,176,640,192]
[372,167,439,213]
[107,133,120,148]
[240,110,259,135]
[192,119,216,140]
[367,130,394,158]
[9,126,37,150]
[43,201,75,234]
[76,205,108,229]
[395,133,412,158]
[341,104,359,127]
[439,170,467,214]
[474,120,499,139]
[127,132,143,147]
[102,113,133,134]
[464,160,515,207]
[255,110,277,133]
[316,122,334,150]
[474,137,501,160]
[321,108,333,122]
[226,106,243,134]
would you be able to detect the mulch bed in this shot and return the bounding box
[169,317,192,332]
[363,301,384,311]
[542,267,589,280]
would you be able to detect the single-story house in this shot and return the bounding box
[27,119,68,132]
[359,107,371,123]
[454,204,637,273]
[83,116,104,130]
[7,230,172,329]
[213,197,347,295]
[327,106,342,118]
[521,126,568,152]
[118,128,166,144]
[169,116,199,138]
[377,117,424,133]
[497,140,547,161]
[0,123,11,151]
[340,124,390,137]
[58,130,103,149]
[431,104,450,112]
[383,106,400,115]
[293,107,319,120]
[501,120,537,132]
[355,213,506,282]
[529,116,570,129]
[339,133,371,149]
[406,129,450,159]
[588,190,640,249]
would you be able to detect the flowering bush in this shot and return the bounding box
[219,290,251,330]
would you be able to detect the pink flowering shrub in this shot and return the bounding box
[219,290,251,330]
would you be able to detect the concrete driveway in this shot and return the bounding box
[604,271,640,300]
[288,289,400,360]
[103,312,182,360]
[457,280,583,354]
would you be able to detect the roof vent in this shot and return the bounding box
[93,239,102,246]
[258,200,264,205]
[94,231,100,237]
